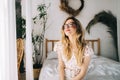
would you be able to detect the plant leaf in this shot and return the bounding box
[86,10,118,58]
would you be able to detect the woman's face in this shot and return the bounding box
[63,19,77,37]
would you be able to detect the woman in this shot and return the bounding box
[54,16,93,80]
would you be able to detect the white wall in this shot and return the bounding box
[22,0,118,60]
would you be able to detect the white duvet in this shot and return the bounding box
[39,51,120,80]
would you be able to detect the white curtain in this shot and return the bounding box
[25,0,34,80]
[0,0,18,80]
[0,0,34,80]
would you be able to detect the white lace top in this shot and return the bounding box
[54,41,94,80]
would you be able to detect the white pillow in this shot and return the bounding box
[47,51,58,60]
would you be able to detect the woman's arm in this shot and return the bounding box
[58,52,65,80]
[71,55,91,80]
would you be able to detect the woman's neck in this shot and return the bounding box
[69,36,75,43]
[69,35,76,48]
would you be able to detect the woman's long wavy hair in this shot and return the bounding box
[61,16,86,66]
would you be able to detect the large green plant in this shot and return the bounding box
[86,11,118,61]
[32,3,50,68]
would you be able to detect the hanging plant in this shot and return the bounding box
[86,10,118,61]
[59,0,84,16]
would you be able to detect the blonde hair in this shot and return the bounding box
[61,16,86,66]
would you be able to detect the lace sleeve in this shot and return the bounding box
[84,45,94,57]
[54,41,63,53]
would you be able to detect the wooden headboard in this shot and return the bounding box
[45,38,100,57]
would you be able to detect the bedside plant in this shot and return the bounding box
[32,3,50,69]
[32,34,43,69]
[32,3,50,80]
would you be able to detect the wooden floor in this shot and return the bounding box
[19,72,39,80]
[19,72,26,80]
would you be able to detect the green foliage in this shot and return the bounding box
[16,17,26,39]
[33,3,50,24]
[32,3,50,68]
[37,4,47,19]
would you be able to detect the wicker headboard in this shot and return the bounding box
[45,38,100,57]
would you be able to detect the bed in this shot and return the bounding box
[39,39,120,80]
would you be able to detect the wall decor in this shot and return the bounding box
[60,0,84,16]
[86,11,118,61]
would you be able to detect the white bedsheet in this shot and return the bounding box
[39,51,120,80]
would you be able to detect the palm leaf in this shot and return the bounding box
[86,11,118,60]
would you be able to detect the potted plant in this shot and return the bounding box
[32,3,50,79]
[32,3,50,68]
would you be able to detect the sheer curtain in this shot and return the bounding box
[0,0,18,80]
[25,0,33,80]
[0,0,33,80]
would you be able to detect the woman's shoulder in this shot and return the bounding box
[84,44,94,56]
[54,40,63,52]
[85,44,92,49]
[55,40,63,47]
[55,40,62,45]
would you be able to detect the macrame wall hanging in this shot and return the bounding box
[60,0,84,16]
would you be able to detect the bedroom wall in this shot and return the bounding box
[22,0,118,61]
